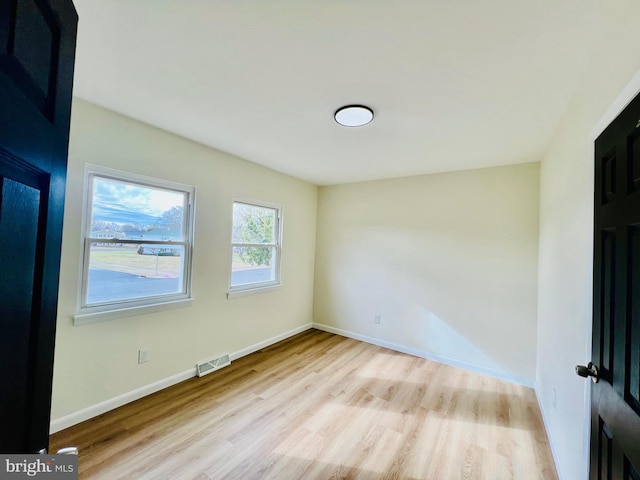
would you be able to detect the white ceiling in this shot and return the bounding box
[71,1,602,186]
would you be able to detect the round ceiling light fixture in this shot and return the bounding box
[334,105,374,127]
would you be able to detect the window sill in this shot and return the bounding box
[73,298,194,326]
[227,284,281,300]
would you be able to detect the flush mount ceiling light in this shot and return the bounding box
[334,105,374,127]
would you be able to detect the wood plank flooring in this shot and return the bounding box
[50,329,558,479]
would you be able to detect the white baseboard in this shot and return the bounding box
[312,322,535,388]
[535,384,566,480]
[230,323,312,361]
[50,368,196,433]
[52,321,535,433]
[50,322,313,433]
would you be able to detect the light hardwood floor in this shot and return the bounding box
[50,329,558,479]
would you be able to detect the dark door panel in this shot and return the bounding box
[591,91,640,478]
[0,0,76,454]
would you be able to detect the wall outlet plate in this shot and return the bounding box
[138,349,150,364]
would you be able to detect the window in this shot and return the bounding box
[229,198,282,296]
[75,165,195,323]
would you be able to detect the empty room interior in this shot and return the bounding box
[43,1,640,479]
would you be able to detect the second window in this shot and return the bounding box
[230,199,282,293]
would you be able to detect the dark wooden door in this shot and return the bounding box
[0,0,77,454]
[591,92,640,479]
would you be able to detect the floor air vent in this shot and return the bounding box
[196,353,231,377]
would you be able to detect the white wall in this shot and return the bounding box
[313,163,540,384]
[535,2,640,479]
[51,99,317,426]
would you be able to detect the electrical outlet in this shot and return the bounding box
[374,314,381,324]
[138,349,150,364]
[552,388,556,409]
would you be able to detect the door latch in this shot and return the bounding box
[56,447,78,455]
[575,362,599,383]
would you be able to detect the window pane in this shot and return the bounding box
[86,243,184,305]
[231,203,276,244]
[231,246,277,286]
[91,177,186,241]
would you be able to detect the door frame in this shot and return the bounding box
[587,67,640,474]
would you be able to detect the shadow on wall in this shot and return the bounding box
[423,312,506,373]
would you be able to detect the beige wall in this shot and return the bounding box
[536,2,640,477]
[313,163,540,383]
[51,99,318,424]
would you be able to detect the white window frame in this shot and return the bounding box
[74,165,196,325]
[227,197,283,299]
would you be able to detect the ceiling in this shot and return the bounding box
[71,1,602,186]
